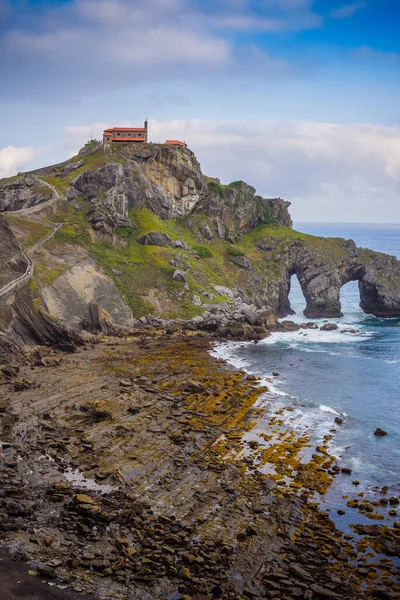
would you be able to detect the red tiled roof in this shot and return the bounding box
[165,140,185,146]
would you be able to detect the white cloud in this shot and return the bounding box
[67,119,400,223]
[0,146,48,178]
[330,2,366,19]
[0,0,321,99]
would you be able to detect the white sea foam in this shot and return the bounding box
[260,327,371,347]
[319,404,341,415]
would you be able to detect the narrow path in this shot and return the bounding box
[0,178,64,298]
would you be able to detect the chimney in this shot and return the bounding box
[144,120,148,143]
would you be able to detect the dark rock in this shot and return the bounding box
[137,232,172,247]
[0,175,52,212]
[37,565,57,579]
[173,270,186,282]
[320,323,339,331]
[374,428,387,437]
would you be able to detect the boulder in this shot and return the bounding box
[192,295,202,307]
[201,224,214,240]
[173,270,186,282]
[229,255,253,270]
[238,304,260,326]
[137,232,172,247]
[320,323,339,331]
[374,428,387,437]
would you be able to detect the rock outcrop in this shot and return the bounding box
[41,258,135,331]
[65,144,208,232]
[0,175,52,212]
[202,180,293,237]
[0,215,25,288]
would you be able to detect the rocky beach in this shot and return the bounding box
[0,328,399,600]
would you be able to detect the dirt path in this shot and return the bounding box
[0,177,63,297]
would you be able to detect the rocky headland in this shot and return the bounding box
[0,141,400,600]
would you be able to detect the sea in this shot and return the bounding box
[212,223,400,528]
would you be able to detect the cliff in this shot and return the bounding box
[0,141,399,349]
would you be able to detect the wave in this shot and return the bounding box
[260,327,372,347]
[319,404,341,416]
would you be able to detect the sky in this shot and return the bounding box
[0,0,399,222]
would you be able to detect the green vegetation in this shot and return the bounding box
[207,181,236,199]
[6,215,52,250]
[227,248,245,257]
[41,150,111,194]
[193,244,213,259]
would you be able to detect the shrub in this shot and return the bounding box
[207,181,229,199]
[227,248,245,257]
[193,244,213,258]
[116,226,133,238]
[228,180,244,189]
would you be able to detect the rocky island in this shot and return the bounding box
[0,142,399,600]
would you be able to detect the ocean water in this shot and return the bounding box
[212,223,400,523]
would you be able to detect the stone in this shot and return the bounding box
[216,219,226,239]
[201,224,214,239]
[334,417,343,425]
[37,565,57,579]
[320,323,339,331]
[311,585,340,598]
[374,428,387,437]
[173,270,186,282]
[137,232,172,247]
[75,493,98,505]
[179,566,192,580]
[288,564,313,581]
[229,255,253,270]
[192,295,202,307]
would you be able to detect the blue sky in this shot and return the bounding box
[0,0,399,221]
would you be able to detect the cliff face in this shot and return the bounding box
[0,175,52,212]
[0,141,399,351]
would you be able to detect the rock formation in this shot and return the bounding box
[0,140,399,353]
[0,175,52,212]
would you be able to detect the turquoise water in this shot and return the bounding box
[213,223,400,523]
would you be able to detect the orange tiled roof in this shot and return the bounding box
[165,140,185,145]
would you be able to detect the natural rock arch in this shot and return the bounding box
[275,239,400,319]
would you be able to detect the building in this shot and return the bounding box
[103,121,148,143]
[165,140,186,147]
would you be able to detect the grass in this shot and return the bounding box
[41,151,111,194]
[227,248,245,257]
[6,215,53,250]
[193,244,213,259]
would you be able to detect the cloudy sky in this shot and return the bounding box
[0,0,399,222]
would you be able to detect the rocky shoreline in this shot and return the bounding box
[0,330,399,600]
